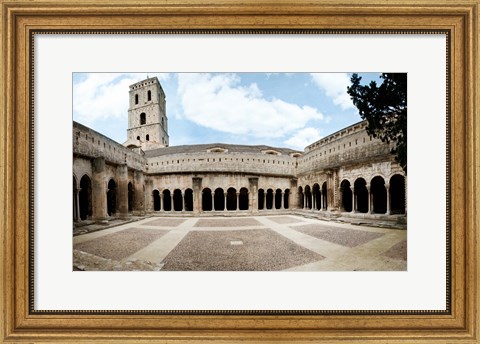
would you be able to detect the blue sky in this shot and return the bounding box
[72,73,380,150]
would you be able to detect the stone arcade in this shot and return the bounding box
[73,77,406,224]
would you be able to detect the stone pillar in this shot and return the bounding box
[160,192,164,211]
[320,192,324,210]
[116,164,129,220]
[367,186,372,214]
[281,192,285,210]
[180,190,184,211]
[249,177,259,213]
[351,187,355,213]
[304,193,307,210]
[192,177,202,215]
[263,192,266,210]
[385,183,391,215]
[92,157,108,222]
[211,193,215,211]
[145,179,153,212]
[74,188,81,222]
[236,192,240,211]
[133,170,145,215]
[338,187,343,212]
[224,193,227,211]
[312,193,316,211]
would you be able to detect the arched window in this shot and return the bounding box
[147,90,151,101]
[136,136,140,140]
[146,134,150,141]
[135,94,138,104]
[140,113,146,125]
[161,117,164,128]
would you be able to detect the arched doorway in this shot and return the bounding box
[128,182,134,212]
[258,189,265,210]
[266,189,274,209]
[163,190,172,211]
[73,176,78,222]
[79,175,92,220]
[298,186,304,208]
[312,183,321,210]
[304,185,312,209]
[274,189,282,209]
[226,187,237,211]
[390,174,406,214]
[173,189,183,211]
[107,179,117,216]
[202,188,212,211]
[153,190,161,211]
[239,187,249,210]
[214,188,224,211]
[184,189,193,211]
[371,176,387,214]
[321,182,328,210]
[340,180,352,212]
[354,178,368,213]
[284,189,290,209]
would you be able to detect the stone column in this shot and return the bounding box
[320,192,324,210]
[351,187,355,213]
[367,186,372,214]
[116,164,129,220]
[312,193,316,211]
[133,170,145,215]
[180,190,184,211]
[249,177,259,213]
[160,192,164,211]
[303,193,307,210]
[236,192,240,211]
[338,187,343,212]
[211,193,215,211]
[385,183,391,215]
[145,179,153,212]
[92,157,108,222]
[192,177,202,215]
[74,188,81,222]
[281,192,285,210]
[263,192,266,210]
[224,193,227,211]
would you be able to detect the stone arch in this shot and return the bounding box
[340,179,353,212]
[128,182,134,212]
[321,182,328,210]
[226,187,237,211]
[107,179,117,216]
[214,188,224,211]
[173,189,183,211]
[202,188,213,211]
[284,189,290,209]
[79,174,92,220]
[390,174,406,214]
[312,183,321,210]
[184,188,193,212]
[162,189,172,211]
[298,186,304,208]
[258,188,265,210]
[266,188,274,210]
[153,189,161,211]
[274,189,282,209]
[354,178,368,213]
[304,185,312,209]
[239,187,249,210]
[371,176,387,214]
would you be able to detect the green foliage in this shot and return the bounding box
[347,73,407,174]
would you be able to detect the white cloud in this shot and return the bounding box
[310,73,355,110]
[177,73,324,139]
[73,73,169,125]
[284,127,322,150]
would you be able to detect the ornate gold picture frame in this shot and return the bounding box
[1,0,478,342]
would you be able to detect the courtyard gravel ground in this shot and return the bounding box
[143,218,187,227]
[292,224,385,247]
[383,239,407,261]
[74,227,169,261]
[267,216,305,224]
[194,218,262,227]
[161,229,324,271]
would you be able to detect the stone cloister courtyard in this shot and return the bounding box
[73,215,407,271]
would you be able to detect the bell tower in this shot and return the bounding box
[125,76,169,151]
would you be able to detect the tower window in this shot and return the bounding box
[147,90,151,101]
[161,117,164,128]
[146,134,150,141]
[136,136,140,140]
[140,113,146,125]
[135,94,138,104]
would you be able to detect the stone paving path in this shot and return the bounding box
[73,215,407,271]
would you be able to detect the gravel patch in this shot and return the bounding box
[194,218,261,227]
[161,229,324,271]
[293,225,384,247]
[74,227,169,261]
[73,250,164,271]
[143,218,187,227]
[383,240,407,261]
[267,216,304,224]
